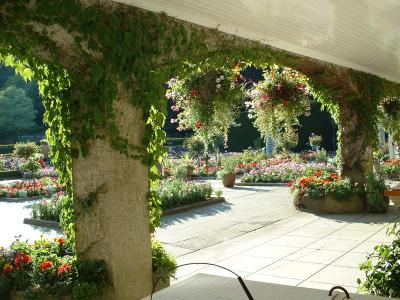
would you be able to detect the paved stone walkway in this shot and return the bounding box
[0,199,61,247]
[156,180,400,293]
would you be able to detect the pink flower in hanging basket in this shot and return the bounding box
[195,120,203,129]
[262,94,270,101]
[190,89,199,97]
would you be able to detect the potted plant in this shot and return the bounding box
[217,156,238,187]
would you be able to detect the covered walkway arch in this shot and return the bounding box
[1,1,400,299]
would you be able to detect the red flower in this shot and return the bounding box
[262,94,270,101]
[38,159,45,168]
[57,263,71,275]
[14,253,31,269]
[40,261,53,270]
[235,74,243,82]
[281,99,289,106]
[194,120,203,129]
[190,89,199,97]
[2,263,12,275]
[314,171,322,177]
[296,83,306,90]
[56,237,65,246]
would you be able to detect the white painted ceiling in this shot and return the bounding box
[114,0,400,83]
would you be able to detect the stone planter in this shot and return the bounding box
[294,194,365,213]
[11,291,71,300]
[390,195,400,207]
[222,173,236,187]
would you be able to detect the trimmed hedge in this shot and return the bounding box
[0,170,21,179]
[0,144,13,155]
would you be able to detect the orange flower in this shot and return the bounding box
[57,263,71,275]
[57,237,65,245]
[14,252,31,269]
[314,170,322,177]
[2,263,12,275]
[40,261,53,270]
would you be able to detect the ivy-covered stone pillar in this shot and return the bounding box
[338,99,373,185]
[72,86,153,299]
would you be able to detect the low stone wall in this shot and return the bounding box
[294,194,365,213]
[236,182,288,187]
[163,197,225,216]
[23,218,61,228]
[0,196,43,202]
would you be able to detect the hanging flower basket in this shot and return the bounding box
[166,61,245,150]
[246,66,311,140]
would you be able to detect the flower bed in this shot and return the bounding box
[0,237,108,299]
[158,179,213,210]
[241,162,335,183]
[193,164,221,177]
[0,177,63,199]
[22,166,58,179]
[0,155,22,172]
[0,237,176,299]
[289,171,364,213]
[381,159,400,180]
[31,192,65,222]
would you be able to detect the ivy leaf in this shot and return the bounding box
[93,105,103,126]
[91,64,103,84]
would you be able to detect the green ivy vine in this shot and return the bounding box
[1,0,399,248]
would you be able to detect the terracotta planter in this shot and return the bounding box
[222,173,236,187]
[294,194,365,213]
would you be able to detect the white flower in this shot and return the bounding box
[244,101,252,108]
[220,75,224,80]
[248,114,253,119]
[216,78,221,83]
[230,83,235,90]
[216,84,221,89]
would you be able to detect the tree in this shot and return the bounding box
[0,86,37,138]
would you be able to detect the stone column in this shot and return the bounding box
[338,99,372,185]
[72,87,153,300]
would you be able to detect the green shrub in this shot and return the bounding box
[234,149,266,164]
[0,159,5,171]
[152,239,176,278]
[365,172,389,213]
[13,142,39,159]
[158,179,212,210]
[217,155,240,178]
[215,189,223,198]
[172,165,189,180]
[358,223,400,298]
[183,135,204,158]
[20,157,41,175]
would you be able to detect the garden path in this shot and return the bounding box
[156,180,400,293]
[0,199,61,247]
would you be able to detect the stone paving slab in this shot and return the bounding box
[156,179,400,293]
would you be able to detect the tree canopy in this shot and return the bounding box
[0,86,37,137]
